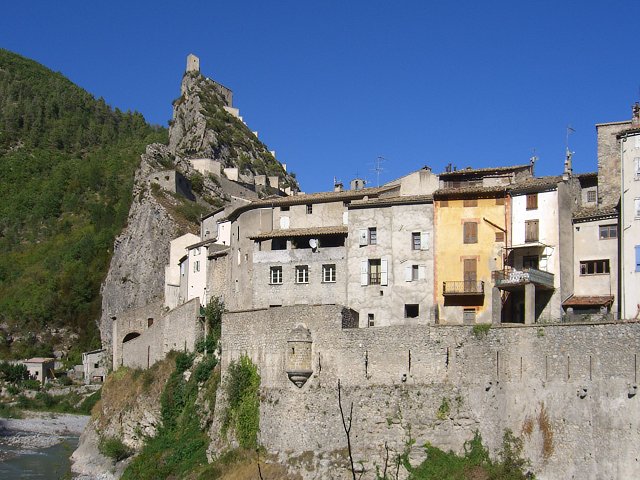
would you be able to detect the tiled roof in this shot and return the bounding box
[573,205,618,221]
[222,185,398,221]
[439,164,531,177]
[617,126,640,137]
[434,185,507,198]
[249,225,348,240]
[508,176,562,194]
[187,238,218,250]
[562,295,614,307]
[348,194,433,208]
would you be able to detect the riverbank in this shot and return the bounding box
[0,411,88,459]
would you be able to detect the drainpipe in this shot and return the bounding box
[619,136,626,319]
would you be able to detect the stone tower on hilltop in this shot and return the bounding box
[186,53,200,73]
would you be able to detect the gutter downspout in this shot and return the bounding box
[620,136,626,320]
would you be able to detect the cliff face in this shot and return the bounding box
[99,68,296,356]
[98,144,182,354]
[168,72,298,190]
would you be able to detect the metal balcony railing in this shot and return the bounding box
[494,267,554,289]
[442,281,485,295]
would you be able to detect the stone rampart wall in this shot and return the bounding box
[118,299,204,369]
[222,305,640,479]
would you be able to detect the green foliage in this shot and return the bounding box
[122,350,219,479]
[99,436,132,462]
[78,388,101,415]
[0,361,29,383]
[174,351,194,374]
[472,323,492,339]
[436,397,450,420]
[188,171,204,194]
[194,356,217,383]
[223,355,260,449]
[402,430,533,480]
[0,402,23,418]
[0,49,167,357]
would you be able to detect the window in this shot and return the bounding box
[412,232,421,250]
[270,266,283,284]
[193,260,200,272]
[322,264,336,283]
[306,204,313,214]
[440,200,449,207]
[636,246,640,272]
[495,197,505,205]
[405,304,419,318]
[635,158,640,179]
[369,227,377,245]
[193,247,201,256]
[525,220,539,242]
[599,224,617,240]
[361,259,387,286]
[580,259,610,275]
[635,199,640,218]
[369,259,381,284]
[463,308,476,324]
[523,255,539,270]
[368,313,375,327]
[526,193,538,210]
[463,198,478,207]
[587,190,597,203]
[280,206,290,212]
[94,363,99,369]
[295,265,309,283]
[147,318,154,328]
[463,222,478,244]
[495,231,505,242]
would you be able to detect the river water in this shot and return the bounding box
[0,435,79,479]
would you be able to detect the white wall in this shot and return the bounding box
[164,233,200,309]
[621,132,640,319]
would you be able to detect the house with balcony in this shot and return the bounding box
[495,176,575,323]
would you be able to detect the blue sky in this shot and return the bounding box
[2,1,639,192]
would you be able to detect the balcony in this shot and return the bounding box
[494,267,554,290]
[442,281,485,296]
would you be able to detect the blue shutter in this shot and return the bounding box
[636,246,640,272]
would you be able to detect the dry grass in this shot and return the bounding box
[94,353,176,428]
[521,417,534,437]
[538,402,554,458]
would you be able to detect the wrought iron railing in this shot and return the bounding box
[493,267,554,289]
[442,281,484,295]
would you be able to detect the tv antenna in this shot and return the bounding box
[565,125,575,156]
[371,156,386,187]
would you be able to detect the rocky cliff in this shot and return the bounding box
[99,68,296,356]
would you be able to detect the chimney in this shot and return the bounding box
[334,181,344,192]
[350,178,365,191]
[563,148,573,181]
[632,102,640,127]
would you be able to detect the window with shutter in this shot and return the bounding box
[525,220,539,242]
[463,222,478,244]
[380,259,388,286]
[368,259,381,285]
[635,158,640,179]
[635,246,640,272]
[463,198,478,207]
[440,200,449,207]
[420,231,430,250]
[463,259,477,292]
[635,199,640,218]
[495,197,505,205]
[411,232,421,250]
[526,194,538,210]
[495,231,505,242]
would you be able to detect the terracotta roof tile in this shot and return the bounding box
[439,164,532,177]
[562,295,614,307]
[348,194,433,208]
[573,205,618,221]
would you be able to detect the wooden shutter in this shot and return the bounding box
[360,260,369,285]
[404,265,413,282]
[463,259,477,291]
[359,229,368,246]
[526,194,538,210]
[525,220,539,242]
[381,259,388,286]
[418,265,427,280]
[420,231,430,250]
[464,222,478,244]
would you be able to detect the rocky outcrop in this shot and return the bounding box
[98,143,182,356]
[168,71,298,190]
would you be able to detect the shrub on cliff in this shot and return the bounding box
[99,436,132,462]
[222,355,260,449]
